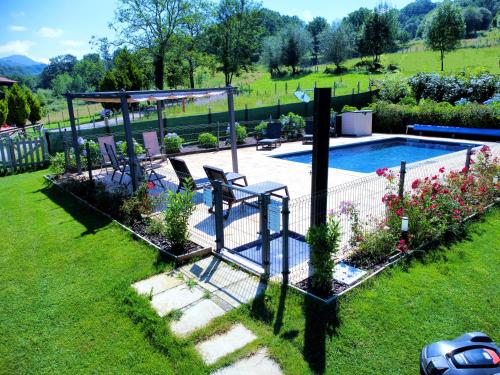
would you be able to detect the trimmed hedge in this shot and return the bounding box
[372,100,500,133]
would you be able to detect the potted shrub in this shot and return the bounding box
[280,112,305,139]
[164,133,184,154]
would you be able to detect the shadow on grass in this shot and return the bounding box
[37,182,113,236]
[303,296,340,374]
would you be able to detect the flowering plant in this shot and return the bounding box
[164,133,184,154]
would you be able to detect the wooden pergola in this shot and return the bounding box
[66,87,238,191]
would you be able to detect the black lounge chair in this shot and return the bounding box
[203,165,289,219]
[105,143,131,186]
[169,157,247,192]
[302,120,314,144]
[256,122,282,150]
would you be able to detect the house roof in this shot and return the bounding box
[0,76,17,85]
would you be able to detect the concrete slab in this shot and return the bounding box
[132,273,182,296]
[213,277,267,308]
[171,299,226,337]
[196,324,257,365]
[212,348,283,375]
[151,284,204,317]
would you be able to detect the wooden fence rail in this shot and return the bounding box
[0,136,49,174]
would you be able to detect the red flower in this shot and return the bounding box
[462,167,469,174]
[431,175,438,180]
[147,181,155,189]
[479,186,487,193]
[376,167,388,176]
[439,167,445,173]
[396,208,404,216]
[396,239,409,253]
[480,145,491,153]
[411,179,421,189]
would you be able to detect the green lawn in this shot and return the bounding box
[1,171,499,374]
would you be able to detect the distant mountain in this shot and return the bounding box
[0,55,46,76]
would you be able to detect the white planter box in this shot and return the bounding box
[341,110,373,136]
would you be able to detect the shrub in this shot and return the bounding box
[324,65,348,74]
[341,105,358,113]
[226,123,247,145]
[121,183,154,225]
[386,63,400,73]
[353,60,384,73]
[117,138,145,156]
[0,99,8,125]
[163,184,195,253]
[279,112,305,138]
[350,227,399,268]
[254,121,267,139]
[198,132,218,148]
[305,216,341,293]
[375,75,410,103]
[164,133,184,154]
[5,84,30,126]
[49,152,66,175]
[399,96,417,106]
[24,86,42,125]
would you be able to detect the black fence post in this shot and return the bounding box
[398,161,407,198]
[277,99,281,118]
[357,81,360,94]
[260,193,271,277]
[465,148,473,170]
[214,180,224,252]
[85,142,93,185]
[208,107,212,124]
[63,131,69,173]
[285,82,288,94]
[244,104,249,122]
[304,102,308,117]
[281,196,290,283]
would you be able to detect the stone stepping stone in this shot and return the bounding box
[132,273,182,296]
[171,299,226,337]
[151,284,204,317]
[212,348,283,375]
[213,277,267,309]
[196,324,257,365]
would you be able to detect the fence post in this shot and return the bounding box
[85,142,93,185]
[465,148,473,170]
[285,82,288,94]
[274,82,277,95]
[214,180,224,252]
[8,138,16,170]
[208,107,212,124]
[398,161,407,198]
[244,104,249,122]
[260,193,271,277]
[63,131,70,173]
[281,196,290,283]
[277,99,281,118]
[333,82,336,97]
[216,122,220,151]
[304,102,308,117]
[357,81,360,94]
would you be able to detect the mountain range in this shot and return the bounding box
[0,55,47,77]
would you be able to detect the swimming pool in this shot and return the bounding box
[273,138,480,173]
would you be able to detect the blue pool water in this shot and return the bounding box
[274,138,479,173]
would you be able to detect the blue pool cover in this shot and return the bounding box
[273,137,479,173]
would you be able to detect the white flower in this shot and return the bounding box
[77,137,85,145]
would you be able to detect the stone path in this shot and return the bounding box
[131,256,283,374]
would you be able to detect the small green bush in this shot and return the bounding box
[399,96,417,106]
[49,152,66,175]
[341,105,358,113]
[164,184,195,253]
[0,99,8,125]
[164,133,184,154]
[305,217,341,293]
[350,228,399,268]
[5,83,30,126]
[24,86,42,125]
[375,75,410,103]
[226,124,247,145]
[117,138,145,156]
[121,183,154,225]
[254,121,267,139]
[198,132,218,148]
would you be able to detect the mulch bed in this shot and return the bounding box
[295,278,351,300]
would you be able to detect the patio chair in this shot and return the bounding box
[256,122,282,150]
[203,165,289,219]
[142,131,164,161]
[105,143,131,186]
[169,157,247,192]
[303,120,313,144]
[97,135,117,172]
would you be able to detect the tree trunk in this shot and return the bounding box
[153,52,165,90]
[188,59,195,89]
[440,49,444,71]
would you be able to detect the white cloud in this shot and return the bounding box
[302,9,313,22]
[0,40,35,55]
[10,25,27,32]
[60,40,84,47]
[38,27,63,38]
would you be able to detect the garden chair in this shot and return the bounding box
[302,120,314,144]
[105,143,131,186]
[256,122,282,150]
[203,165,289,219]
[169,157,247,193]
[142,131,164,161]
[97,135,117,172]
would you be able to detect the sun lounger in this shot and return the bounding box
[256,122,282,150]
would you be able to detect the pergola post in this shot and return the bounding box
[227,86,238,173]
[157,100,165,141]
[66,93,81,174]
[120,92,139,192]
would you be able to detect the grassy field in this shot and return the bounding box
[1,171,499,374]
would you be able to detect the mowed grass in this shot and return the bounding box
[0,171,498,374]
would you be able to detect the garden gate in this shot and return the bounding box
[0,135,49,174]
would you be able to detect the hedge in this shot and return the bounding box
[372,100,500,133]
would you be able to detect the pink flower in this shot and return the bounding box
[431,175,438,180]
[480,145,491,153]
[147,181,155,189]
[439,167,445,173]
[396,208,404,216]
[411,179,421,189]
[376,167,388,176]
[462,167,469,174]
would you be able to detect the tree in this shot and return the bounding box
[279,25,311,74]
[73,53,106,91]
[0,99,8,125]
[113,48,144,90]
[5,84,30,127]
[345,7,372,34]
[51,73,73,96]
[425,1,465,71]
[208,0,263,86]
[307,17,328,66]
[463,6,484,36]
[23,86,42,125]
[111,0,189,90]
[321,22,355,70]
[357,7,399,62]
[40,54,77,89]
[261,35,282,76]
[99,71,119,110]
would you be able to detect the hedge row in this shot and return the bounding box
[372,101,500,133]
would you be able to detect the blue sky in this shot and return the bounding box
[0,0,415,63]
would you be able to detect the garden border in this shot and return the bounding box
[44,174,212,263]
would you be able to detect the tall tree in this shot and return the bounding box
[307,17,328,66]
[23,86,42,125]
[73,53,106,91]
[111,0,189,90]
[5,84,30,127]
[321,22,355,70]
[208,0,263,86]
[40,54,77,89]
[425,1,465,71]
[261,35,282,76]
[0,99,8,125]
[280,25,311,74]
